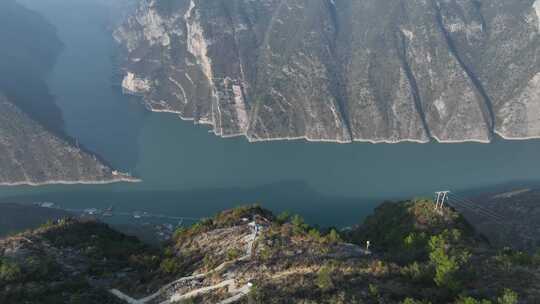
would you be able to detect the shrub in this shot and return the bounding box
[291,215,309,234]
[129,254,160,271]
[202,254,220,271]
[316,265,334,292]
[0,258,22,283]
[494,249,539,269]
[533,249,540,265]
[368,284,379,298]
[455,296,492,304]
[308,228,322,241]
[160,257,182,274]
[402,298,431,304]
[497,289,518,304]
[325,229,342,244]
[258,245,273,262]
[369,260,389,276]
[40,219,55,229]
[276,211,291,225]
[227,248,242,260]
[428,229,470,292]
[248,283,267,303]
[401,261,431,283]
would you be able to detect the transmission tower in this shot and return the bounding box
[434,191,450,212]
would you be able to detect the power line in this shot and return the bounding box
[447,198,499,221]
[451,193,508,220]
[433,190,506,223]
[447,198,505,224]
[449,197,506,222]
[435,191,539,249]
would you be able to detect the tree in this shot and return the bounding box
[276,211,291,225]
[428,229,470,291]
[316,265,334,292]
[497,289,518,304]
[248,284,266,303]
[160,257,182,274]
[0,258,22,283]
[429,234,459,289]
[326,229,342,244]
[291,215,308,234]
[227,248,242,260]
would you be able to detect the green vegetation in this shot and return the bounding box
[1,203,538,303]
[428,229,471,291]
[497,289,519,304]
[227,248,242,260]
[0,218,158,304]
[456,297,492,304]
[0,258,21,283]
[172,205,272,244]
[348,199,474,264]
[236,200,537,303]
[316,264,335,292]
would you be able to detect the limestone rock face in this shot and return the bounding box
[115,0,540,143]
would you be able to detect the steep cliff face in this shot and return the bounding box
[116,0,540,143]
[0,0,135,185]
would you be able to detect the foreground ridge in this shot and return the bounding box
[0,202,539,303]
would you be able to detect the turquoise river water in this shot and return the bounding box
[1,0,540,226]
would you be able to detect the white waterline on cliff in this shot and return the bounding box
[494,130,540,141]
[0,177,141,187]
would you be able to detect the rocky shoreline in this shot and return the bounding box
[0,175,141,187]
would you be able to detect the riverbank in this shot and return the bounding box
[0,175,141,187]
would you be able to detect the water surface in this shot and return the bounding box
[2,0,540,227]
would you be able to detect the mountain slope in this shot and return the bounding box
[0,95,133,185]
[115,0,540,143]
[0,0,135,185]
[1,203,539,303]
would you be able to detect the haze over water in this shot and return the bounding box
[1,0,540,226]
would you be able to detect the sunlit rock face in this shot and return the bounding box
[116,0,540,143]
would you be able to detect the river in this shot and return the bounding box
[1,0,540,227]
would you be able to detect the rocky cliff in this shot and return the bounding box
[115,0,540,143]
[0,0,135,185]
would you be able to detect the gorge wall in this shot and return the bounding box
[115,0,540,143]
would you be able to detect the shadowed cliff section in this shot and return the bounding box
[0,0,65,135]
[431,0,496,138]
[0,0,134,185]
[396,30,433,141]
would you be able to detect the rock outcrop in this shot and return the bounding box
[115,0,540,143]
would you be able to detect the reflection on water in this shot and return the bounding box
[0,181,380,227]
